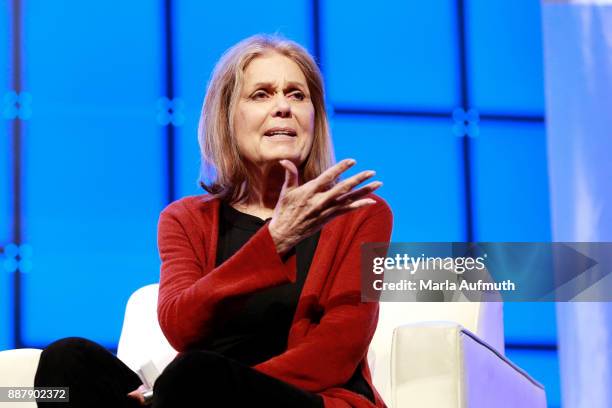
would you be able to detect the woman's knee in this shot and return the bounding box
[44,337,106,355]
[36,336,117,382]
[39,337,107,367]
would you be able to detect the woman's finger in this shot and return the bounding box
[307,159,356,192]
[335,181,383,204]
[127,389,146,405]
[317,197,377,222]
[319,170,376,204]
[278,159,300,191]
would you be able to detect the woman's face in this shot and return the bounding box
[233,52,315,169]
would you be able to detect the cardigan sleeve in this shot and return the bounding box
[156,204,296,351]
[253,198,393,392]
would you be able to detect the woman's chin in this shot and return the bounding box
[261,150,304,164]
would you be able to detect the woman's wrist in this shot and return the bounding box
[268,222,292,256]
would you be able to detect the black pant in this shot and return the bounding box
[34,337,324,408]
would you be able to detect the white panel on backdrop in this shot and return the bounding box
[542,1,612,407]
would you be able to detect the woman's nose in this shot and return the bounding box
[272,94,291,118]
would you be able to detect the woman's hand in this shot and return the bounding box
[127,384,150,406]
[268,158,382,255]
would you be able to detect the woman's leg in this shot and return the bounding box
[153,350,324,408]
[34,337,142,408]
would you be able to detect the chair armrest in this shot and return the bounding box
[391,322,546,408]
[0,348,42,408]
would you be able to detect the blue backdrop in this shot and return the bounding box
[0,1,559,406]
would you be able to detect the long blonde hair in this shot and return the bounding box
[198,34,335,202]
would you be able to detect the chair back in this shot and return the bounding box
[368,301,504,405]
[117,284,177,374]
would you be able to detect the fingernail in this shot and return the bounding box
[366,170,376,177]
[346,159,356,166]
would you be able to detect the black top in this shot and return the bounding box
[200,200,374,402]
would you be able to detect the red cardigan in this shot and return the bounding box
[157,194,393,408]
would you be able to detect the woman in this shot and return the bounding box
[35,34,392,408]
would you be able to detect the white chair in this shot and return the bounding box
[0,284,546,407]
[370,302,546,407]
[116,284,177,381]
[0,348,42,408]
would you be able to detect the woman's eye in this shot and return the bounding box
[252,91,268,99]
[290,92,305,101]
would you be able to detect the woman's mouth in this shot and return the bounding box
[264,127,297,137]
